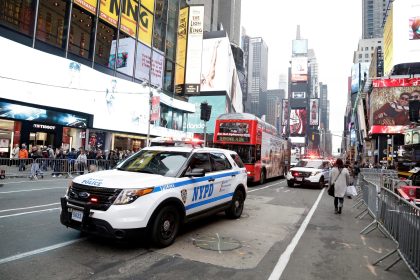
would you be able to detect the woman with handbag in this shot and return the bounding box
[329,158,350,214]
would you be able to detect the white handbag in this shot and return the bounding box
[345,185,357,197]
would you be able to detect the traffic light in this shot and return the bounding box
[200,102,212,121]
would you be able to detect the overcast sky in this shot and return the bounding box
[241,0,362,153]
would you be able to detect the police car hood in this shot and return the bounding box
[290,167,321,172]
[73,170,179,189]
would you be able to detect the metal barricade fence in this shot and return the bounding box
[0,158,115,180]
[375,187,420,277]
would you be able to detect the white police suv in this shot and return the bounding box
[60,146,248,247]
[286,158,331,188]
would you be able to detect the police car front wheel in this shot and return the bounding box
[226,189,245,219]
[150,205,181,248]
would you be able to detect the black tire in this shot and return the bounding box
[150,205,180,248]
[287,180,294,187]
[259,170,266,185]
[225,189,245,219]
[318,177,325,189]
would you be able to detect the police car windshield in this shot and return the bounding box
[295,160,323,169]
[117,150,190,177]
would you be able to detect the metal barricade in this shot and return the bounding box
[0,158,33,179]
[374,187,420,278]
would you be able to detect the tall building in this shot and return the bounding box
[266,89,285,129]
[188,0,219,32]
[308,49,319,98]
[362,0,388,39]
[278,74,288,96]
[354,38,383,64]
[217,0,241,45]
[0,0,195,154]
[246,37,268,117]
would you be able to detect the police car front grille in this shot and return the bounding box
[293,171,311,178]
[68,183,122,211]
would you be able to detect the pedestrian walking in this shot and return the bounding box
[329,158,351,214]
[18,144,28,171]
[76,149,87,175]
[29,146,43,180]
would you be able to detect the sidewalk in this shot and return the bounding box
[280,190,415,280]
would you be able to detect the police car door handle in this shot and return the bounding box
[231,174,236,177]
[208,178,215,182]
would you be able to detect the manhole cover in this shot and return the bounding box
[193,234,241,251]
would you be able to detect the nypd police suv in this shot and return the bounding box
[60,145,248,247]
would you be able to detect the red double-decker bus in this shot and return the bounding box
[213,113,290,184]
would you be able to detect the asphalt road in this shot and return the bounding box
[0,177,415,280]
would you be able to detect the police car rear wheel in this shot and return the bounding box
[226,190,244,219]
[151,205,180,247]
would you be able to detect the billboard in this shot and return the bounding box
[292,92,306,99]
[174,7,188,94]
[383,0,420,75]
[289,109,306,136]
[370,78,420,134]
[351,63,370,94]
[309,98,319,126]
[291,57,308,82]
[74,0,97,14]
[187,95,227,133]
[184,5,204,94]
[201,35,243,112]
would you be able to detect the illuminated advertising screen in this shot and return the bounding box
[370,78,420,134]
[292,39,308,55]
[351,63,370,94]
[216,122,250,142]
[0,99,90,128]
[291,57,308,82]
[309,99,319,126]
[187,95,227,133]
[289,109,306,136]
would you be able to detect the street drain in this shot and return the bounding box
[193,234,241,251]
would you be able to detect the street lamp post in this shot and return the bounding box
[146,85,153,147]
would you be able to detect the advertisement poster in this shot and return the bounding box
[174,7,188,94]
[135,43,164,88]
[289,109,306,136]
[74,0,97,14]
[309,98,319,126]
[184,5,204,94]
[370,78,420,132]
[109,38,135,76]
[351,63,370,94]
[187,95,227,133]
[291,57,308,82]
[150,96,160,121]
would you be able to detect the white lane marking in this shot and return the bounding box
[248,180,285,193]
[0,208,60,219]
[0,179,68,185]
[0,238,86,265]
[268,188,325,280]
[0,187,65,194]
[0,203,61,213]
[216,233,222,254]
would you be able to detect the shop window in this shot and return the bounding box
[0,0,36,37]
[160,104,172,129]
[36,0,68,49]
[95,20,118,68]
[172,109,183,130]
[68,6,94,60]
[164,59,174,92]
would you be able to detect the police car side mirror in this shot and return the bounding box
[185,168,206,177]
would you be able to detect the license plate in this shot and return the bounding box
[71,209,83,222]
[295,177,303,181]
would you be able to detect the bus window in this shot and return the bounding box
[256,145,261,161]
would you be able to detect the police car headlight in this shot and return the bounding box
[114,188,154,205]
[65,181,73,196]
[311,171,321,176]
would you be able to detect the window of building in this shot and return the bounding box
[165,0,178,60]
[365,53,369,58]
[164,59,174,92]
[359,54,362,59]
[94,20,118,68]
[0,0,36,37]
[365,47,368,51]
[36,0,69,49]
[172,109,183,130]
[160,103,172,128]
[153,0,167,52]
[68,6,94,60]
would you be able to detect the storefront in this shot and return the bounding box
[0,98,93,153]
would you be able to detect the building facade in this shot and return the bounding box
[0,0,195,156]
[217,0,241,46]
[362,0,388,39]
